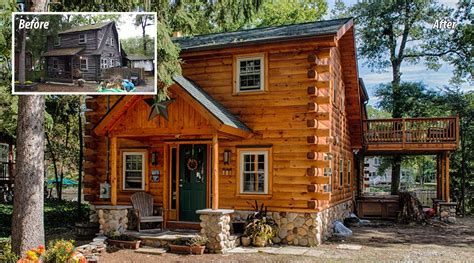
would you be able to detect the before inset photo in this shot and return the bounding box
[12,12,157,95]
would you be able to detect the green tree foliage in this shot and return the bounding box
[251,0,327,27]
[437,88,474,214]
[375,82,444,117]
[121,36,155,57]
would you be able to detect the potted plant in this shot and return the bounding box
[241,235,251,247]
[106,232,141,250]
[243,201,278,247]
[187,235,208,255]
[169,238,191,254]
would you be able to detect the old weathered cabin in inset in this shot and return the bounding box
[42,22,122,83]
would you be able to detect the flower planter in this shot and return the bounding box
[107,239,141,250]
[190,245,206,255]
[252,236,267,247]
[241,236,251,247]
[169,244,191,254]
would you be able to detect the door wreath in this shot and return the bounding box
[187,158,198,171]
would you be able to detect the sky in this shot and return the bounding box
[326,0,472,106]
[116,14,156,40]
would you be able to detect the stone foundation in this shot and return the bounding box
[231,200,353,246]
[93,205,132,235]
[436,201,457,224]
[197,209,236,253]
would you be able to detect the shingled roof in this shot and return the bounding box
[173,76,251,132]
[41,47,84,57]
[173,17,352,52]
[59,21,112,34]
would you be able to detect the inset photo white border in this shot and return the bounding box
[12,12,157,95]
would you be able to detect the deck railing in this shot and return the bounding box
[0,161,14,182]
[364,117,458,145]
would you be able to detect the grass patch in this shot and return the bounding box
[0,200,89,238]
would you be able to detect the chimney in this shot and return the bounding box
[172,31,182,38]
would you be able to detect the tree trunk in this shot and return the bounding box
[78,103,83,216]
[12,95,46,256]
[460,123,466,214]
[390,59,402,195]
[18,27,25,85]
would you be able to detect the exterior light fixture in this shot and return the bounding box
[223,150,231,165]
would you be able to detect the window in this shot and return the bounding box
[80,57,88,71]
[54,36,61,46]
[347,160,351,187]
[101,58,108,69]
[123,152,145,190]
[339,159,344,186]
[236,55,264,92]
[79,34,87,44]
[324,153,333,192]
[109,37,114,46]
[239,149,269,194]
[52,58,58,69]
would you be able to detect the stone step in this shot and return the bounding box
[126,230,199,248]
[134,247,167,255]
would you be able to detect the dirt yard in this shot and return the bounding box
[14,76,155,94]
[98,217,474,262]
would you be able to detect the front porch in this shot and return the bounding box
[41,47,85,83]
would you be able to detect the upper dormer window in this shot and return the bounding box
[106,37,114,47]
[79,34,87,44]
[54,36,61,46]
[236,54,265,93]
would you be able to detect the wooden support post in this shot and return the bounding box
[110,136,117,206]
[212,133,219,210]
[445,152,450,202]
[163,144,169,228]
[436,154,442,199]
[440,153,446,201]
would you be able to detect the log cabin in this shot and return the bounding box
[41,21,122,83]
[83,17,459,250]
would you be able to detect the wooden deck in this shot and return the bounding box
[363,117,459,154]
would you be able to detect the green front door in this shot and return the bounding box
[179,144,207,222]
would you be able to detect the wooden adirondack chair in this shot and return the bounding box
[131,192,163,232]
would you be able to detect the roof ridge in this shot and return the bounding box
[173,17,352,39]
[59,21,113,34]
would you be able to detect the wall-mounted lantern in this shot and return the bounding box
[152,170,160,182]
[223,150,231,165]
[151,151,159,166]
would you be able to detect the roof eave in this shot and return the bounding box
[178,33,338,53]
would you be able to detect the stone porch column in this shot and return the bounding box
[95,205,132,235]
[197,209,234,253]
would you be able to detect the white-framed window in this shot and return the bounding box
[80,57,88,71]
[109,37,114,46]
[123,152,145,190]
[79,34,87,44]
[101,58,108,69]
[239,150,269,194]
[347,160,351,187]
[52,58,59,69]
[324,153,333,192]
[54,36,61,46]
[236,55,264,92]
[339,159,344,186]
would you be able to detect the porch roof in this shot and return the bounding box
[41,47,84,57]
[93,76,252,138]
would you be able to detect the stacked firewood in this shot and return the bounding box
[397,192,426,224]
